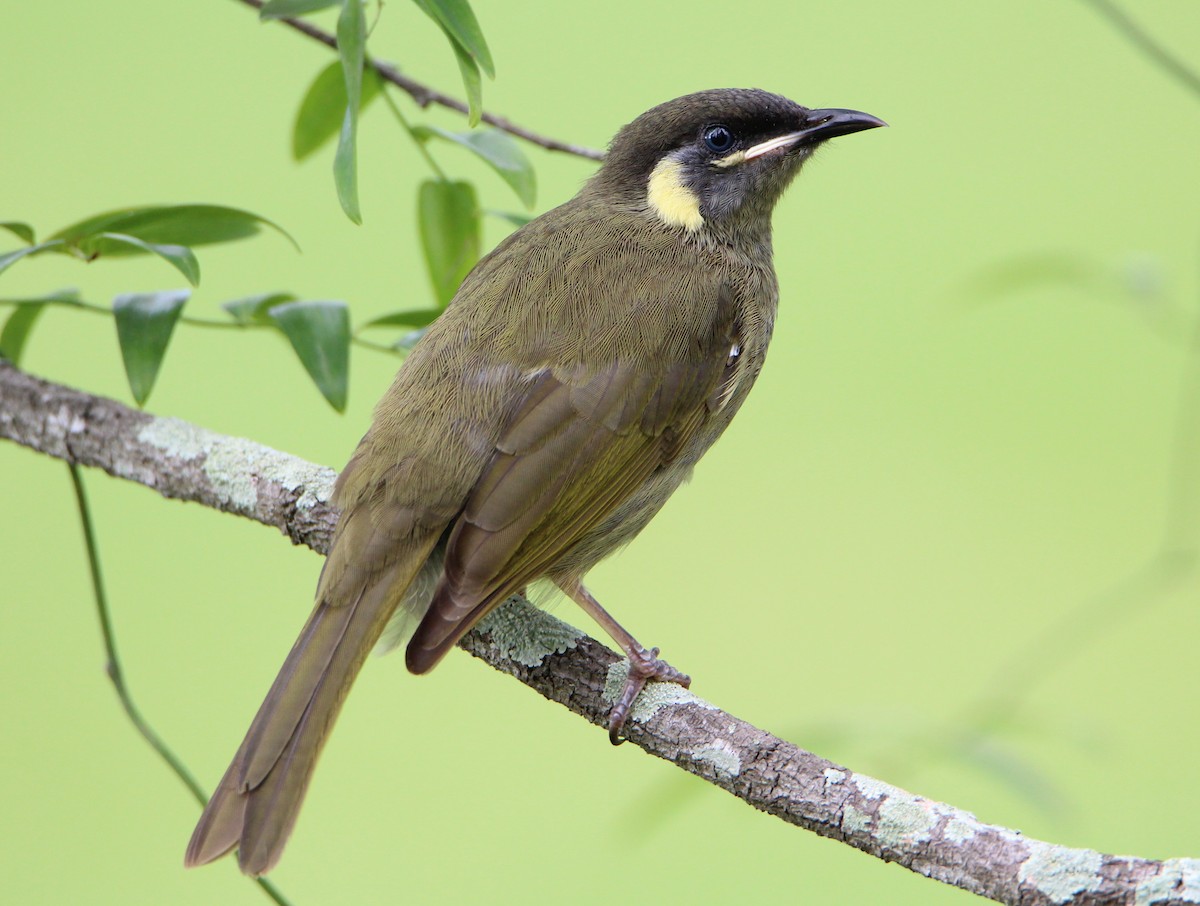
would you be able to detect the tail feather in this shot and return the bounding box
[186,529,439,876]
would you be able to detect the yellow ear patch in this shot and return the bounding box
[647,156,704,231]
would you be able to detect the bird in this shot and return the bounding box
[185,88,884,876]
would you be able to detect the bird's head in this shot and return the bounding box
[593,88,884,239]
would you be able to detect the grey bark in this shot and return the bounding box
[2,360,1196,906]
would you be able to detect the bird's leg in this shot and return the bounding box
[558,582,691,745]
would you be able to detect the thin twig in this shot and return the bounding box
[234,0,605,161]
[1079,0,1200,101]
[66,462,293,906]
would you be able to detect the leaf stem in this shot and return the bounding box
[66,463,293,906]
[380,86,449,181]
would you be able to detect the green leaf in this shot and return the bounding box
[222,292,298,325]
[50,204,297,253]
[414,126,535,207]
[0,289,81,365]
[0,222,35,244]
[1,305,44,365]
[357,307,442,331]
[293,62,381,161]
[393,326,429,351]
[411,0,494,78]
[269,299,350,411]
[260,0,339,19]
[486,210,534,228]
[333,0,367,224]
[418,179,480,307]
[94,232,200,286]
[0,239,65,278]
[451,39,482,126]
[411,0,484,124]
[112,289,190,406]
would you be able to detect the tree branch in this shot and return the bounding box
[234,0,606,161]
[2,360,1196,906]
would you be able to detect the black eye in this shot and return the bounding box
[703,125,734,153]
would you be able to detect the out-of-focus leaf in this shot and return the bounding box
[414,126,535,207]
[0,240,65,278]
[92,232,200,286]
[268,299,350,411]
[113,290,190,406]
[333,0,366,224]
[486,210,534,228]
[260,0,339,19]
[293,64,381,161]
[411,0,493,77]
[954,733,1068,814]
[1,305,46,365]
[49,204,297,253]
[418,179,480,307]
[222,292,298,325]
[393,326,429,351]
[0,222,35,244]
[357,307,441,331]
[412,0,483,124]
[962,253,1106,303]
[450,40,482,126]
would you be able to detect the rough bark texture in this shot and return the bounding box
[2,361,1197,906]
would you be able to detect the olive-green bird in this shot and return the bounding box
[186,88,883,876]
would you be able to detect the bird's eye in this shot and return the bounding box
[703,125,734,153]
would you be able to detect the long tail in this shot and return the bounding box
[185,529,438,876]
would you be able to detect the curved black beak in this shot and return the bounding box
[744,107,886,161]
[801,108,888,142]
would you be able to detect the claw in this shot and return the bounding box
[606,646,691,745]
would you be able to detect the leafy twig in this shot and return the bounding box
[234,0,605,161]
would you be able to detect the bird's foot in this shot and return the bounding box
[608,646,691,746]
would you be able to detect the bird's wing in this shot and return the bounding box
[405,284,744,672]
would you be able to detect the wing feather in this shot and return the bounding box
[405,285,742,672]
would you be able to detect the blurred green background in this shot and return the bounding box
[3,1,1199,903]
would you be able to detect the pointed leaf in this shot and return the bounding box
[412,0,483,124]
[487,210,534,228]
[50,205,297,254]
[393,326,429,351]
[357,307,441,331]
[260,0,339,19]
[414,126,535,207]
[112,290,190,406]
[269,299,350,411]
[333,0,367,223]
[0,240,66,278]
[222,292,298,325]
[293,62,381,161]
[0,305,46,365]
[0,222,35,244]
[411,0,494,77]
[0,287,83,365]
[94,232,200,286]
[451,39,482,126]
[418,179,480,307]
